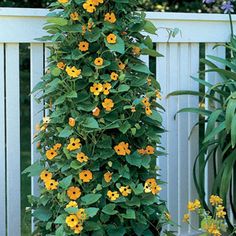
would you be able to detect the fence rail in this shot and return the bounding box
[0,8,236,236]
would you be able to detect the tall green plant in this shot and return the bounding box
[169,38,236,233]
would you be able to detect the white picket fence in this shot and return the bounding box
[0,7,235,236]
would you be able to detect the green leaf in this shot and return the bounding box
[33,207,52,222]
[59,175,72,189]
[59,126,73,138]
[55,225,64,236]
[81,194,102,205]
[203,122,225,143]
[84,221,101,231]
[119,121,131,134]
[129,63,151,74]
[143,20,157,34]
[142,48,162,57]
[85,27,102,42]
[65,207,79,214]
[149,110,162,123]
[105,35,125,54]
[86,208,99,218]
[121,209,136,219]
[51,67,61,77]
[54,214,66,224]
[118,84,130,93]
[83,117,100,129]
[130,183,144,195]
[231,114,236,148]
[22,161,44,176]
[47,17,68,26]
[66,91,77,98]
[102,204,118,215]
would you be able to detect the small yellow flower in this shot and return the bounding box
[146,145,155,155]
[91,0,104,6]
[90,83,103,96]
[103,83,112,95]
[40,170,52,182]
[76,208,87,221]
[216,205,226,218]
[79,41,89,52]
[43,117,50,124]
[142,97,150,107]
[104,12,116,23]
[132,46,141,56]
[114,142,131,156]
[210,195,223,206]
[118,61,126,70]
[70,12,79,21]
[73,223,83,234]
[145,106,152,116]
[66,201,78,208]
[66,214,79,228]
[83,0,96,13]
[187,199,201,211]
[67,138,81,151]
[119,186,132,197]
[79,170,93,183]
[102,98,114,111]
[66,66,81,78]
[69,117,76,127]
[104,171,112,183]
[107,190,119,201]
[156,90,162,99]
[92,107,100,117]
[183,213,190,223]
[53,143,62,150]
[46,149,58,160]
[77,152,89,163]
[45,179,59,191]
[58,0,69,4]
[110,72,118,81]
[107,33,117,44]
[67,186,81,200]
[57,61,66,70]
[194,199,201,209]
[94,57,104,66]
[131,106,136,113]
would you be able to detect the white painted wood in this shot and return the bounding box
[0,10,236,42]
[5,43,20,236]
[0,43,6,236]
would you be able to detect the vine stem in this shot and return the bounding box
[229,13,234,39]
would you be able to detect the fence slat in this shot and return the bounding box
[0,43,6,236]
[5,43,20,236]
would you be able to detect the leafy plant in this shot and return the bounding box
[169,37,236,233]
[23,0,171,235]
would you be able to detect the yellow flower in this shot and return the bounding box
[83,0,96,13]
[104,12,116,23]
[77,152,89,163]
[57,61,66,70]
[216,205,226,218]
[58,0,69,4]
[45,179,59,190]
[164,212,171,221]
[187,199,201,212]
[107,190,119,201]
[147,77,152,86]
[94,57,104,66]
[142,97,150,107]
[138,148,146,155]
[79,170,93,183]
[53,143,62,150]
[102,98,114,111]
[118,61,126,70]
[194,199,201,209]
[144,178,160,195]
[46,149,58,160]
[92,107,100,117]
[40,170,52,182]
[151,184,162,195]
[103,83,112,95]
[210,195,223,206]
[66,66,81,78]
[66,201,78,208]
[90,83,103,96]
[114,142,131,156]
[104,171,112,183]
[67,138,81,151]
[110,72,118,81]
[79,41,89,52]
[76,208,87,221]
[67,186,81,200]
[183,213,190,223]
[119,186,131,197]
[43,116,50,124]
[156,90,162,99]
[205,223,221,236]
[73,223,83,234]
[70,12,79,21]
[145,106,152,116]
[146,145,155,155]
[131,106,136,113]
[92,0,104,6]
[132,46,141,56]
[66,214,79,228]
[107,33,117,44]
[69,117,76,127]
